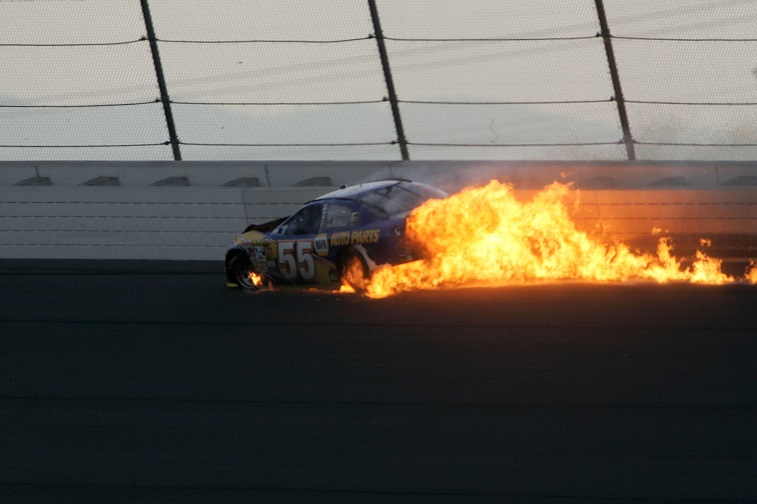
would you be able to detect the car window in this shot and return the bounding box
[279,203,323,236]
[323,203,357,229]
[358,183,431,218]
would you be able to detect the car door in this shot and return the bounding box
[269,202,324,283]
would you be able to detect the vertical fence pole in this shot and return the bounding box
[140,0,182,161]
[594,0,635,160]
[367,0,409,160]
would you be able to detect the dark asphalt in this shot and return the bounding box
[0,261,755,503]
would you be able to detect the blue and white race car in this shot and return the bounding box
[225,179,447,291]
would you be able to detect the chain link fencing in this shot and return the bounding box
[2,0,756,161]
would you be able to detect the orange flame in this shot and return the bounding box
[362,180,736,298]
[746,262,757,284]
[249,271,265,287]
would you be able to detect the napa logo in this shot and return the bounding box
[314,233,329,256]
[330,228,380,246]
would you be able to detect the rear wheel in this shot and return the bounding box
[339,250,370,292]
[228,253,260,291]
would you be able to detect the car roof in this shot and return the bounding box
[314,179,439,202]
[314,179,404,201]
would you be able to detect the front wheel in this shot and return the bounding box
[227,253,260,291]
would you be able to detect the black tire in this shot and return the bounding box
[339,250,370,292]
[228,253,259,291]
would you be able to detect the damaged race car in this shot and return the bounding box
[225,179,447,292]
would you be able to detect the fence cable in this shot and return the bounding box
[2,28,757,154]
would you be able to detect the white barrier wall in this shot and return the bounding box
[2,159,757,190]
[1,161,756,261]
[2,185,757,261]
[0,186,332,260]
[0,161,386,188]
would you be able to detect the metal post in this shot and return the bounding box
[140,0,182,160]
[594,0,635,160]
[367,0,409,160]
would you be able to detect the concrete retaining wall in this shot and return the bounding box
[0,186,332,260]
[2,160,757,190]
[1,160,756,261]
[2,185,756,262]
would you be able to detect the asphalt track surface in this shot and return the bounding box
[1,260,755,503]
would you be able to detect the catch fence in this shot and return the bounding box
[2,0,757,161]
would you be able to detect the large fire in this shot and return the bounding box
[361,180,755,298]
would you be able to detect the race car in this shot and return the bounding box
[225,179,447,291]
